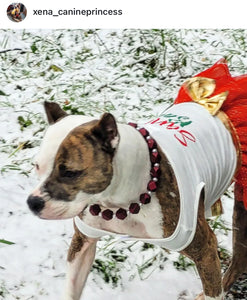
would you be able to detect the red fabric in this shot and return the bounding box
[174,59,247,209]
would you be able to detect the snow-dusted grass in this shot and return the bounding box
[0,29,246,299]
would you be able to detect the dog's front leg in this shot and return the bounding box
[64,224,97,300]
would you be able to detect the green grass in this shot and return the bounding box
[1,30,242,214]
[0,239,15,245]
[1,29,247,177]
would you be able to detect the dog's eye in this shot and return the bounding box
[63,170,82,178]
[35,163,40,171]
[59,164,82,179]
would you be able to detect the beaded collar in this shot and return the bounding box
[88,123,161,221]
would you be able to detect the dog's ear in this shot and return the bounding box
[44,101,68,124]
[91,113,119,153]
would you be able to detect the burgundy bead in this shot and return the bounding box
[116,208,128,220]
[129,203,140,214]
[89,204,101,216]
[147,138,157,150]
[102,209,114,221]
[147,180,158,192]
[138,128,149,138]
[128,122,137,128]
[140,193,151,204]
[150,151,161,164]
[150,165,161,178]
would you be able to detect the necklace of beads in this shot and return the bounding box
[88,123,161,221]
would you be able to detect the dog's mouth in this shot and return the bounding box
[27,194,89,220]
[41,200,88,220]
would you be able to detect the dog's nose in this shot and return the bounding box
[27,195,45,214]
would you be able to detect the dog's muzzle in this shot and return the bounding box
[27,195,45,215]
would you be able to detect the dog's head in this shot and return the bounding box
[27,102,119,219]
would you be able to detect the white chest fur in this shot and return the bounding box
[77,123,165,239]
[81,193,164,239]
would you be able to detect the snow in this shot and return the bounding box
[0,174,204,300]
[0,29,243,299]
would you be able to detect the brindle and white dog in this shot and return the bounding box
[27,101,247,300]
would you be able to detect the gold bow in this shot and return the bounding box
[184,77,229,116]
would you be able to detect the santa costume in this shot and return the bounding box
[175,58,247,210]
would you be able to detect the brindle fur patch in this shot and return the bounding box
[155,146,180,237]
[157,153,223,297]
[223,184,247,291]
[43,120,114,201]
[182,194,223,298]
[67,221,94,262]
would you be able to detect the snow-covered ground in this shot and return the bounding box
[0,29,246,299]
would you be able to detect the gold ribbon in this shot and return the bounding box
[184,77,229,116]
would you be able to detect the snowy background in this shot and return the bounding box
[0,29,247,299]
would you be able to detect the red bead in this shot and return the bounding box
[150,151,161,164]
[128,122,137,128]
[129,203,140,214]
[150,166,161,178]
[138,128,149,138]
[116,208,128,220]
[89,204,101,216]
[147,180,157,192]
[140,193,151,204]
[102,209,113,220]
[147,138,157,150]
